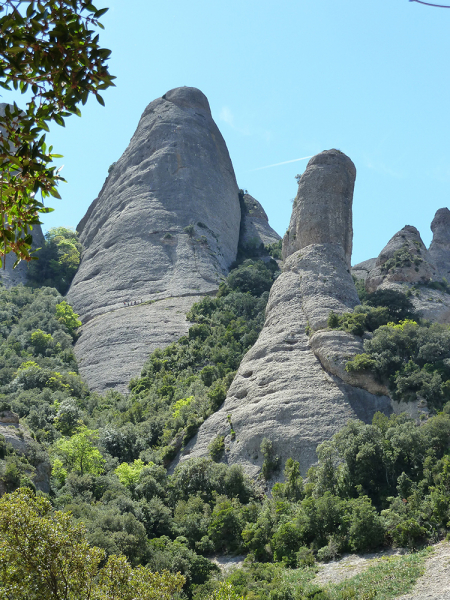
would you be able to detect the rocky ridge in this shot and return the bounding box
[352,209,450,324]
[67,87,243,392]
[179,150,392,477]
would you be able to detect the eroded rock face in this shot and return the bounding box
[179,248,391,477]
[67,87,241,392]
[240,193,281,250]
[180,150,391,477]
[309,330,389,396]
[283,150,356,267]
[429,208,450,281]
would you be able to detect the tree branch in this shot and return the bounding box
[410,0,450,7]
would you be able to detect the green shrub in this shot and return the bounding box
[392,519,427,549]
[345,353,376,373]
[184,225,195,238]
[208,435,225,462]
[26,227,82,294]
[261,438,280,480]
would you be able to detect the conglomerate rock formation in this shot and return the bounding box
[364,225,436,293]
[67,87,242,392]
[180,150,392,478]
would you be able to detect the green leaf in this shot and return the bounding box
[94,7,108,18]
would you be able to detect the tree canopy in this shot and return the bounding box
[0,488,185,600]
[0,0,114,267]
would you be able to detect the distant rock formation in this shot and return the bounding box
[180,150,391,478]
[352,209,450,324]
[239,193,280,250]
[67,87,242,392]
[429,208,450,281]
[364,225,436,293]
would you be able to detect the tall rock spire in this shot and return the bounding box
[181,150,391,478]
[67,87,241,392]
[283,149,356,266]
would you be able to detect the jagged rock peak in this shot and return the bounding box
[67,86,241,392]
[282,149,356,266]
[429,207,450,280]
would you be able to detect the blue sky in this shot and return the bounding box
[3,0,449,265]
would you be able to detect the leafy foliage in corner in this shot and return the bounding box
[27,227,82,293]
[0,488,185,600]
[0,0,115,265]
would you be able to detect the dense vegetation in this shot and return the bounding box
[328,288,450,411]
[3,262,450,599]
[27,227,82,294]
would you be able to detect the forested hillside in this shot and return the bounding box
[2,253,450,599]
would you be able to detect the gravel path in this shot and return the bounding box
[313,541,450,599]
[313,547,406,587]
[395,541,450,600]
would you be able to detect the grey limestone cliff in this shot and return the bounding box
[179,150,392,478]
[67,87,241,392]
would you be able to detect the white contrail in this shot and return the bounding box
[250,156,313,172]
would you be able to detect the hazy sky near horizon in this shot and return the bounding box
[3,0,449,265]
